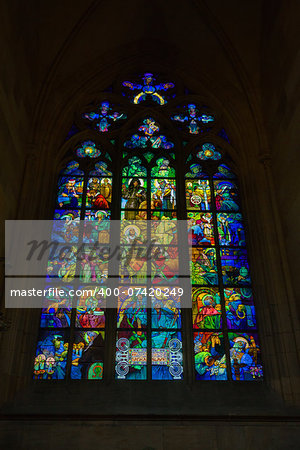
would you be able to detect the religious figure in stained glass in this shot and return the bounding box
[124,118,174,149]
[122,157,147,177]
[194,333,227,380]
[86,177,112,210]
[187,212,214,246]
[229,333,263,380]
[82,101,126,132]
[151,158,175,178]
[121,179,147,217]
[171,104,214,134]
[34,332,69,380]
[57,177,83,209]
[123,73,174,105]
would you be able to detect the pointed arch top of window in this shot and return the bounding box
[151,157,176,177]
[122,157,147,177]
[89,162,112,177]
[60,160,84,176]
[185,163,209,178]
[213,163,236,179]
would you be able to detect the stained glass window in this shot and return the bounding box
[117,145,183,380]
[186,155,263,380]
[34,145,112,379]
[34,72,263,383]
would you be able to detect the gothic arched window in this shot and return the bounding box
[34,73,263,382]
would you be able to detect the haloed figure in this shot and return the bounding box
[122,179,146,219]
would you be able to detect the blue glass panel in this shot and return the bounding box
[34,331,69,379]
[123,73,174,105]
[117,287,148,329]
[229,332,263,380]
[152,331,183,380]
[217,213,245,247]
[214,181,240,211]
[224,288,256,329]
[220,249,251,285]
[115,331,147,379]
[194,332,227,380]
[71,331,105,379]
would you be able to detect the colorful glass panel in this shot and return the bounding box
[171,104,214,134]
[82,101,126,132]
[151,246,179,284]
[37,72,263,384]
[152,331,183,380]
[229,333,263,380]
[75,286,106,328]
[79,247,109,284]
[71,331,105,379]
[151,217,177,245]
[76,140,101,158]
[151,289,182,329]
[190,247,218,285]
[192,288,222,329]
[214,181,240,211]
[47,245,77,282]
[52,210,80,243]
[89,162,112,176]
[185,163,208,178]
[86,177,112,209]
[61,160,84,176]
[194,332,227,380]
[115,331,147,379]
[124,118,174,149]
[119,246,148,284]
[151,179,176,211]
[83,210,111,244]
[121,209,148,220]
[34,331,69,380]
[40,308,71,328]
[151,210,177,221]
[121,178,147,211]
[122,157,147,176]
[57,177,83,209]
[151,158,175,177]
[120,220,147,244]
[187,212,214,246]
[144,151,154,162]
[213,164,236,179]
[196,143,221,160]
[220,249,251,285]
[123,73,174,105]
[217,213,245,247]
[224,288,256,330]
[117,287,148,329]
[185,180,211,210]
[40,286,72,327]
